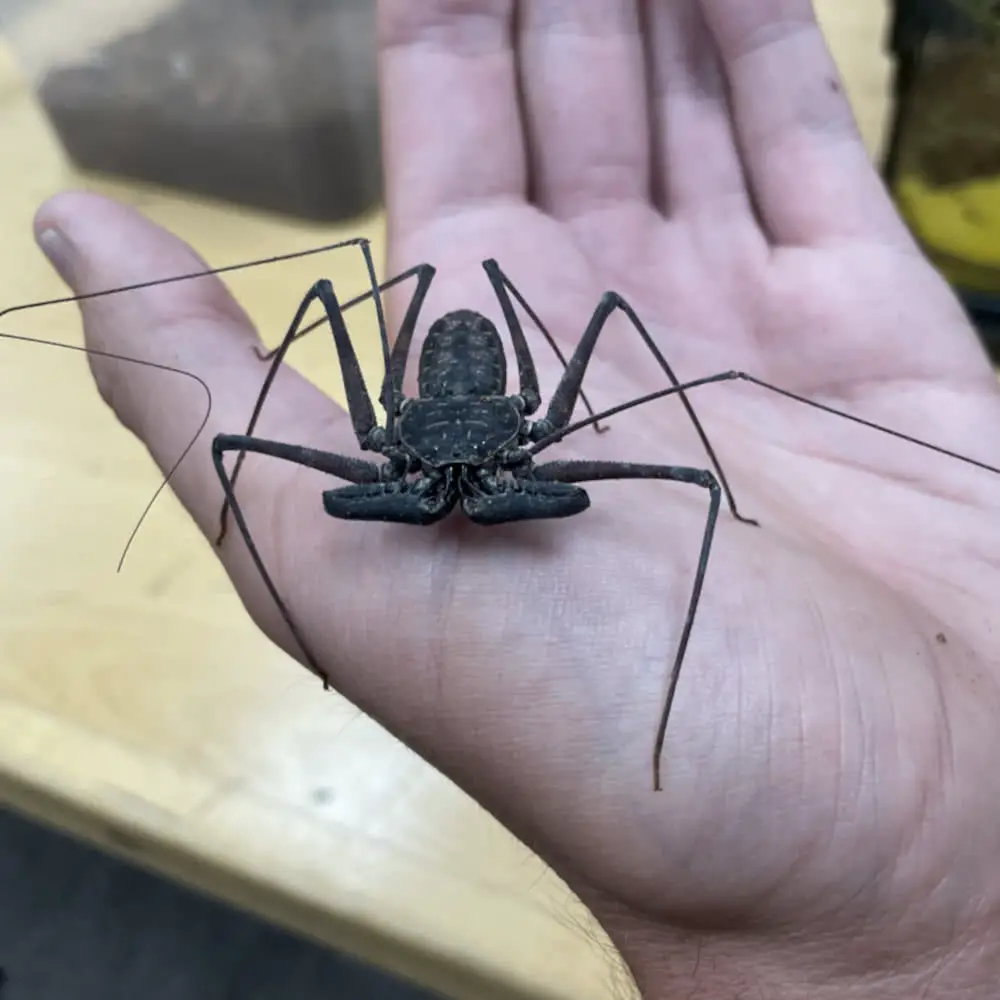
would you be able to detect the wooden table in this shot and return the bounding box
[0,5,893,999]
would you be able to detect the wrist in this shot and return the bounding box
[591,896,1000,1000]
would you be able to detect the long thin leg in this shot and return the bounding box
[215,434,382,481]
[212,433,382,683]
[535,294,756,525]
[530,368,1000,480]
[482,259,541,412]
[217,277,381,544]
[482,259,604,429]
[0,236,375,321]
[275,259,605,432]
[533,458,721,792]
[0,333,213,572]
[379,264,435,441]
[259,263,429,359]
[256,263,437,452]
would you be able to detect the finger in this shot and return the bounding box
[377,0,527,236]
[643,0,751,218]
[698,0,911,245]
[517,0,651,218]
[32,192,358,641]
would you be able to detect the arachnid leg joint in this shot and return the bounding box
[528,418,554,442]
[362,426,387,451]
[517,389,541,415]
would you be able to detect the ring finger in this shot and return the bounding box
[643,0,752,219]
[517,0,651,220]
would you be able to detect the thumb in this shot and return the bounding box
[33,191,258,456]
[30,191,344,541]
[29,193,363,668]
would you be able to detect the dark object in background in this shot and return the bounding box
[884,0,1000,362]
[0,805,442,1000]
[963,290,1000,359]
[33,0,381,223]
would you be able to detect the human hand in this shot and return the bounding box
[34,1,1000,997]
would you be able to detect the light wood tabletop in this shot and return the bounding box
[0,4,893,999]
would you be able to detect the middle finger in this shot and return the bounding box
[518,0,651,220]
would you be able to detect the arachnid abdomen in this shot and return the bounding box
[398,397,521,466]
[418,309,507,398]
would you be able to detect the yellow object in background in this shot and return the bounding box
[884,1,1000,355]
[894,172,1000,294]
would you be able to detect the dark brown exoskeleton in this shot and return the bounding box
[326,307,596,526]
[211,241,762,791]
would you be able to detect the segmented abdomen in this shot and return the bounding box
[418,309,507,398]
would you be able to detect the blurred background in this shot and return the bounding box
[1,0,996,356]
[884,0,1000,360]
[0,0,381,222]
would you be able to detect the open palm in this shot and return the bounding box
[37,0,1000,995]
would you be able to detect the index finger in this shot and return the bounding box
[31,192,362,649]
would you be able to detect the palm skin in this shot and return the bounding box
[34,1,1000,996]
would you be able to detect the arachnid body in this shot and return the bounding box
[317,305,598,527]
[212,240,761,792]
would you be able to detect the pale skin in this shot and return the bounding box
[32,1,1000,997]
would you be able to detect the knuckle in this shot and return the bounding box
[378,0,513,55]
